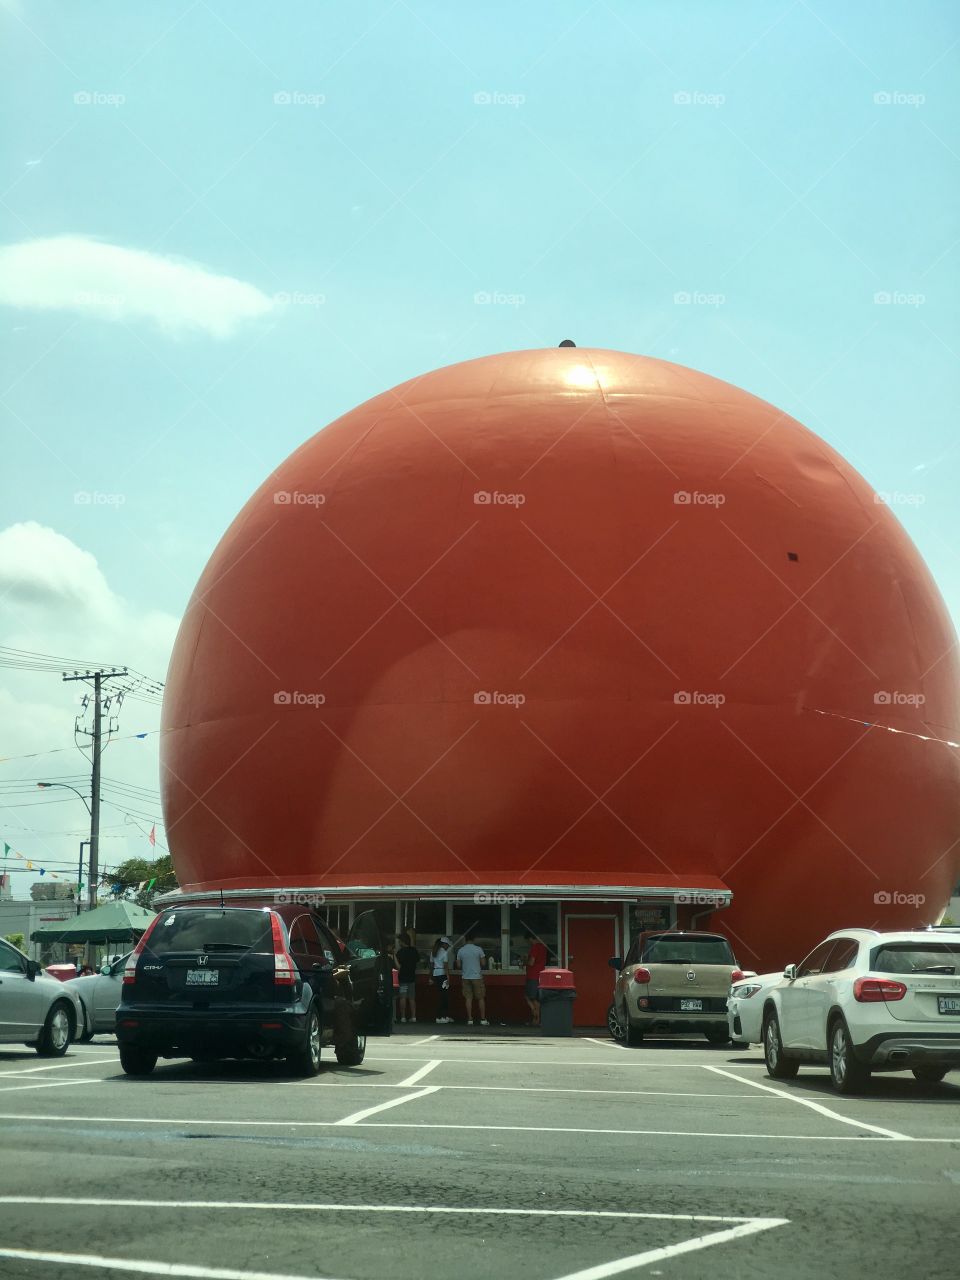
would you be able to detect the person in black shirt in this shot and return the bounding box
[395,931,421,1024]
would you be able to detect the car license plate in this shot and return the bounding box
[185,969,219,987]
[937,996,960,1015]
[680,998,702,1011]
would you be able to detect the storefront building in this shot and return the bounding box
[167,880,732,1026]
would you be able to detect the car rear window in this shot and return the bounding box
[871,943,960,975]
[146,909,274,957]
[641,936,735,965]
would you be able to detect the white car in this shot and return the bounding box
[68,952,129,1040]
[0,937,84,1056]
[762,928,960,1093]
[728,971,784,1045]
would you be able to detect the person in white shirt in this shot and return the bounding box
[431,936,453,1024]
[457,932,488,1026]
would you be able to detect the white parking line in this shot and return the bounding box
[297,1081,773,1100]
[704,1067,913,1140]
[0,1058,116,1077]
[584,1037,625,1051]
[1,1112,949,1142]
[396,1059,441,1087]
[406,1033,440,1046]
[365,1055,697,1068]
[0,1248,339,1280]
[550,1219,789,1279]
[0,1078,101,1094]
[335,1085,440,1125]
[0,1195,786,1224]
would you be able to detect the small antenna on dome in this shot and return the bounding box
[558,339,576,348]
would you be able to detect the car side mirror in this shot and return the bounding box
[26,959,41,980]
[608,956,623,970]
[783,963,797,980]
[100,962,111,975]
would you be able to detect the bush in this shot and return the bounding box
[4,932,25,952]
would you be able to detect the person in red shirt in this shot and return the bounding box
[523,931,548,1026]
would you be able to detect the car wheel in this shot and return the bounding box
[912,1065,948,1085]
[119,1045,158,1076]
[763,1011,799,1079]
[705,1028,730,1046]
[288,1007,322,1076]
[607,1003,625,1043]
[829,1018,870,1094]
[36,1002,72,1057]
[335,1026,367,1066]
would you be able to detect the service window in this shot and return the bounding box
[412,901,446,946]
[509,903,559,970]
[322,904,350,935]
[451,903,501,964]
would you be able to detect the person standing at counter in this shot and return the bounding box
[523,930,548,1026]
[432,936,453,1024]
[456,931,489,1026]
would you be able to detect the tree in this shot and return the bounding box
[112,854,178,908]
[4,932,25,952]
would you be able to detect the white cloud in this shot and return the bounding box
[0,522,180,894]
[0,235,276,338]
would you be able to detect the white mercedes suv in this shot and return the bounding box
[761,928,960,1094]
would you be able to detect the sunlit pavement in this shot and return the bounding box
[0,1032,957,1280]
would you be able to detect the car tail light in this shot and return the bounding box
[633,966,652,984]
[270,911,297,986]
[853,977,907,1002]
[123,913,163,985]
[731,969,746,983]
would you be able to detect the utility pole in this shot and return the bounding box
[62,667,126,936]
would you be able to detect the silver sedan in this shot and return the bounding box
[69,953,130,1040]
[0,937,84,1056]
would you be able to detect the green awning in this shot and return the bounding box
[30,899,157,944]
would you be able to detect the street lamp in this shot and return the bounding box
[36,781,91,812]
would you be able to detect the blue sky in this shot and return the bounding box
[1,0,958,894]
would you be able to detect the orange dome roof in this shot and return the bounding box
[161,348,960,968]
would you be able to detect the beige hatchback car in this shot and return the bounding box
[609,931,746,1045]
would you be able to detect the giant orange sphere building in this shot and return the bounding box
[161,347,960,1020]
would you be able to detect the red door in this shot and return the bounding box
[566,915,619,1027]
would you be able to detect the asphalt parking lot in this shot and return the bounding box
[0,1029,957,1280]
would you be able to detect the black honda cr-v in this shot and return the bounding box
[116,903,392,1076]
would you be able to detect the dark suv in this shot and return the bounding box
[116,904,391,1076]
